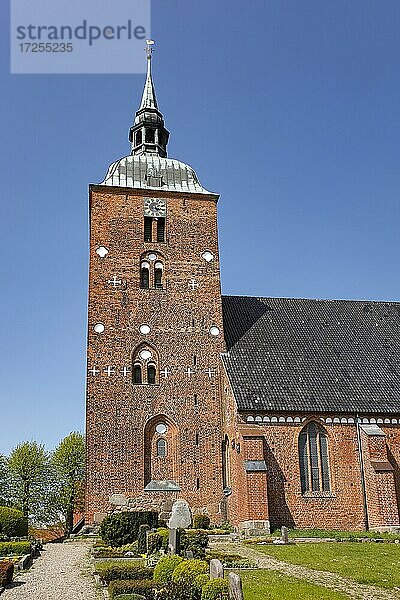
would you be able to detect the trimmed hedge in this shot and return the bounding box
[146,532,162,555]
[201,578,229,600]
[180,530,209,559]
[153,555,183,584]
[194,573,210,592]
[138,524,150,554]
[0,560,14,587]
[0,541,31,556]
[193,515,210,530]
[95,561,153,584]
[0,507,28,538]
[100,512,158,548]
[108,579,160,600]
[172,559,208,599]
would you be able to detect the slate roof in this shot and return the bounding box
[101,154,215,195]
[221,295,400,414]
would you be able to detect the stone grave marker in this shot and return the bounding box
[167,499,192,555]
[281,525,289,544]
[210,558,223,579]
[228,572,244,600]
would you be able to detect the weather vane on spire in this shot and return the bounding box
[146,39,155,59]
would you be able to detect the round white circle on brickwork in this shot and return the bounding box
[141,261,150,269]
[209,326,220,337]
[140,349,152,360]
[94,323,105,334]
[154,261,163,270]
[148,253,157,261]
[156,423,167,434]
[202,251,214,262]
[96,246,109,258]
[139,324,151,335]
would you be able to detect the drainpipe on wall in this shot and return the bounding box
[356,414,369,531]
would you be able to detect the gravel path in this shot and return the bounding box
[212,542,400,600]
[3,541,100,600]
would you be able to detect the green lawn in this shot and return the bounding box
[271,528,400,541]
[237,569,349,600]
[250,542,400,589]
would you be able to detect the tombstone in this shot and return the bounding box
[228,572,244,600]
[167,499,192,529]
[185,550,194,559]
[210,558,223,579]
[167,499,191,555]
[281,525,289,544]
[168,527,180,555]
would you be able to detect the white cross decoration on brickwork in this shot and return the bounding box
[88,366,100,376]
[187,368,195,378]
[104,366,115,376]
[160,367,171,379]
[188,279,199,290]
[121,366,131,377]
[205,368,216,379]
[108,276,122,288]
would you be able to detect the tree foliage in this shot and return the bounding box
[8,442,50,520]
[51,432,85,535]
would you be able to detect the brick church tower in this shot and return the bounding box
[85,42,226,523]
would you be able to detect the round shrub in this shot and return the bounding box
[108,579,160,600]
[194,573,210,593]
[0,507,28,538]
[100,511,158,547]
[180,530,209,559]
[172,559,208,599]
[201,579,229,600]
[193,515,210,530]
[153,555,183,584]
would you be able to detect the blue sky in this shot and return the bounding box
[1,0,400,454]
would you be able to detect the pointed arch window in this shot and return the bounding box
[156,438,167,457]
[299,422,330,494]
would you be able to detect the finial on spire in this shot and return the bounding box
[129,38,170,157]
[146,39,155,59]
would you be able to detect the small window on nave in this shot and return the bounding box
[156,438,167,457]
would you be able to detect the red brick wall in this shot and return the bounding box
[85,186,226,523]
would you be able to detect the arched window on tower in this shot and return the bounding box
[147,364,156,384]
[140,261,150,289]
[156,438,167,457]
[145,128,155,143]
[133,364,142,384]
[132,344,159,385]
[154,261,163,289]
[157,218,165,242]
[299,421,330,494]
[135,130,142,146]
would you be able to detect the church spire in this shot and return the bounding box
[129,40,169,158]
[139,40,158,110]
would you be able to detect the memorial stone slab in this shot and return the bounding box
[109,493,128,506]
[210,558,223,579]
[167,499,192,529]
[228,572,244,600]
[281,525,289,544]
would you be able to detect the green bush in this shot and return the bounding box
[153,555,183,584]
[95,561,153,584]
[138,524,150,554]
[0,560,14,587]
[172,559,208,599]
[180,530,209,558]
[146,532,162,555]
[156,528,169,550]
[0,507,28,538]
[108,579,160,600]
[100,512,158,548]
[193,515,210,530]
[194,573,210,593]
[0,541,31,556]
[201,578,229,600]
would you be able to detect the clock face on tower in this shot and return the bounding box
[144,198,166,217]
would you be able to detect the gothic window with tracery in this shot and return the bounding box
[299,422,330,493]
